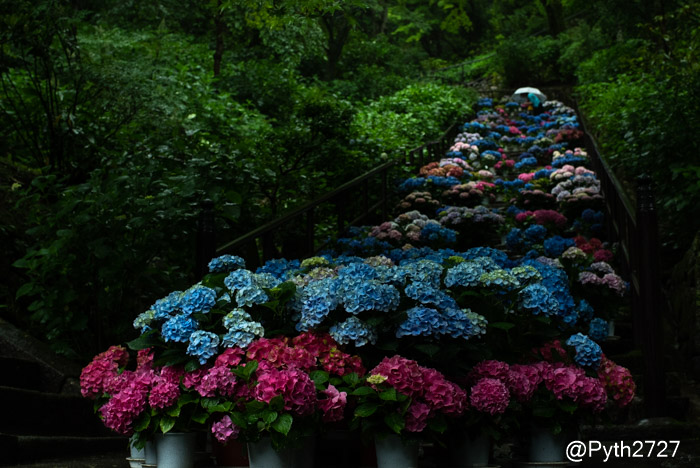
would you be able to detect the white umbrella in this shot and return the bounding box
[511,87,547,103]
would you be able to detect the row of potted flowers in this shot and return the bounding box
[81,95,635,468]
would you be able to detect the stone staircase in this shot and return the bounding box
[0,318,127,466]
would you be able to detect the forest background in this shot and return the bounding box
[2,0,698,362]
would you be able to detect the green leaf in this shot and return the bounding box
[201,398,222,409]
[309,370,329,385]
[261,410,278,425]
[351,386,376,396]
[234,360,258,381]
[489,322,516,330]
[126,331,159,351]
[379,388,398,401]
[414,343,440,357]
[15,283,35,299]
[384,412,405,434]
[532,406,556,418]
[342,372,360,387]
[184,359,200,373]
[354,402,380,418]
[271,413,293,436]
[192,412,209,424]
[133,412,151,432]
[426,414,447,433]
[166,405,181,418]
[160,415,176,433]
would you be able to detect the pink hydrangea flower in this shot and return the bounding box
[506,366,537,402]
[148,374,181,409]
[215,347,245,368]
[370,356,425,398]
[518,173,534,183]
[543,365,585,400]
[182,367,209,390]
[196,365,239,398]
[211,415,240,443]
[469,378,510,415]
[254,367,317,416]
[80,358,120,399]
[571,375,607,412]
[468,360,510,384]
[320,349,366,377]
[318,384,347,422]
[292,332,336,357]
[405,401,431,432]
[598,356,636,407]
[421,368,467,415]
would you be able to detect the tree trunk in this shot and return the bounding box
[321,11,351,81]
[213,0,224,77]
[539,0,565,36]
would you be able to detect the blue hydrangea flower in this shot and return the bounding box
[465,310,487,337]
[235,284,269,307]
[329,316,377,347]
[338,262,378,281]
[295,278,340,331]
[187,330,220,364]
[256,258,300,280]
[399,259,444,288]
[588,318,609,342]
[420,223,457,245]
[208,255,245,273]
[151,291,183,320]
[523,224,547,243]
[221,309,264,347]
[510,265,542,284]
[479,269,520,292]
[577,299,595,323]
[566,333,602,369]
[133,310,155,333]
[544,236,576,257]
[519,283,559,317]
[340,280,400,314]
[506,228,524,251]
[224,269,255,290]
[396,306,447,338]
[445,258,498,288]
[181,285,217,315]
[162,314,198,343]
[443,308,476,339]
[399,177,428,192]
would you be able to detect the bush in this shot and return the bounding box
[350,82,477,163]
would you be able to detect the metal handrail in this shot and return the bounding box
[197,120,463,271]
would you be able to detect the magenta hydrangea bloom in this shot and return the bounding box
[598,356,636,407]
[148,374,180,409]
[80,358,120,399]
[405,401,431,432]
[211,415,240,443]
[370,355,425,397]
[421,367,467,415]
[571,375,607,412]
[543,365,584,400]
[468,359,510,384]
[254,367,317,416]
[469,378,510,415]
[196,365,239,398]
[215,347,246,368]
[318,384,347,422]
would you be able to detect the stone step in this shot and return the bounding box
[0,386,111,437]
[0,357,44,392]
[0,433,128,466]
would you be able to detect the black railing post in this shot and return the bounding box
[381,167,388,221]
[636,174,666,417]
[306,208,315,257]
[196,200,216,279]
